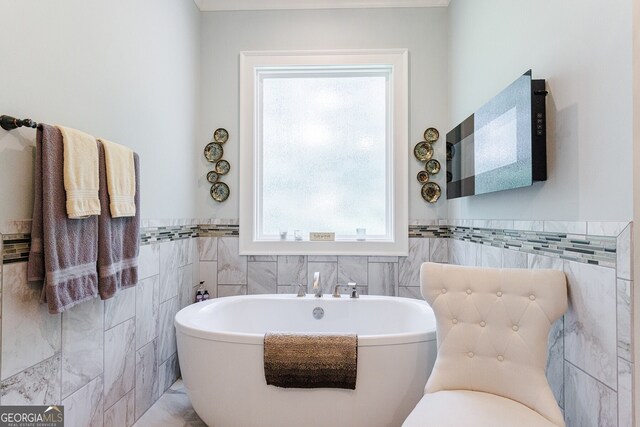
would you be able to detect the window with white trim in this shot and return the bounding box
[239,50,408,255]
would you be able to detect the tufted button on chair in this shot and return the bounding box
[402,262,567,427]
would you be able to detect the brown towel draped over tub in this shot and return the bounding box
[263,333,358,390]
[27,124,99,313]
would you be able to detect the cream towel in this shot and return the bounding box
[56,125,101,218]
[98,139,136,217]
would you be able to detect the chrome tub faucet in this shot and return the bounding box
[332,282,359,298]
[313,272,322,297]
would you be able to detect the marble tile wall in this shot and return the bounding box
[196,236,445,299]
[0,218,634,427]
[0,220,200,426]
[445,221,634,427]
[193,220,634,427]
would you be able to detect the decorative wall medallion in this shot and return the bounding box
[207,170,219,183]
[417,170,430,184]
[204,142,223,162]
[213,128,229,143]
[425,159,441,175]
[423,127,439,143]
[215,159,230,175]
[421,182,441,203]
[210,182,230,202]
[413,141,434,161]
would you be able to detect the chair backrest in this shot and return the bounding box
[421,262,567,427]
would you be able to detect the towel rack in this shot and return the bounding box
[0,115,38,131]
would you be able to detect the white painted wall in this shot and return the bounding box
[197,8,449,221]
[0,0,201,223]
[3,1,630,225]
[447,0,633,221]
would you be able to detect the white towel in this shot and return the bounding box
[56,125,100,218]
[97,138,136,218]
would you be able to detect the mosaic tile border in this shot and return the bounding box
[408,224,451,238]
[2,233,31,264]
[1,225,201,264]
[449,225,617,268]
[139,225,198,245]
[2,223,621,267]
[197,224,239,238]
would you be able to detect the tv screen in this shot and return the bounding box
[446,70,547,199]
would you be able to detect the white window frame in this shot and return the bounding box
[239,49,408,256]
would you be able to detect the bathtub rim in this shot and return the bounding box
[175,294,436,347]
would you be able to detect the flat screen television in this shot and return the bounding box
[446,70,547,200]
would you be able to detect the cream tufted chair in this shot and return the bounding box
[403,262,567,427]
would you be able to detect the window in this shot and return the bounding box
[239,50,408,255]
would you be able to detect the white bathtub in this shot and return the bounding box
[175,294,437,427]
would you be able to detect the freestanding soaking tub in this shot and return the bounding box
[175,294,437,427]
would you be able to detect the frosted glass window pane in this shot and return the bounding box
[260,73,388,238]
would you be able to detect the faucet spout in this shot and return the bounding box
[313,272,322,297]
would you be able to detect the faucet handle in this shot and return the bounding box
[348,282,359,299]
[332,284,341,298]
[296,284,306,297]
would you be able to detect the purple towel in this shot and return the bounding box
[97,141,140,299]
[27,124,99,314]
[27,128,45,284]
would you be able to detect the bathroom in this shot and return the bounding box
[0,0,637,426]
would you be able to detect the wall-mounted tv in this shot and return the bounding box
[446,70,547,200]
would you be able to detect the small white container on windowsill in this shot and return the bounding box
[356,228,366,241]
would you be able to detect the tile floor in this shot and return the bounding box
[133,380,205,426]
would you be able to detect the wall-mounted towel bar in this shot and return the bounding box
[0,115,38,131]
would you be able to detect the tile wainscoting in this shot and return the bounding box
[194,219,633,427]
[0,219,634,426]
[446,234,633,427]
[0,220,200,427]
